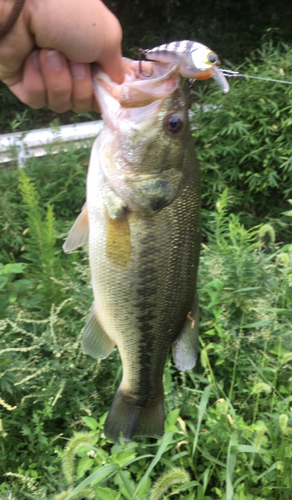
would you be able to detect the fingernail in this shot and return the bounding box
[46,50,63,71]
[70,62,86,80]
[32,50,40,71]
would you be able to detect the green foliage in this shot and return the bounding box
[0,138,291,498]
[0,167,24,260]
[0,159,113,498]
[0,145,89,264]
[62,432,98,484]
[23,145,89,220]
[18,169,63,306]
[193,42,292,239]
[0,262,27,313]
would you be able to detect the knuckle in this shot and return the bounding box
[72,102,92,114]
[49,102,71,113]
[27,100,45,109]
[25,89,46,109]
[72,88,92,102]
[72,88,91,103]
[49,83,71,98]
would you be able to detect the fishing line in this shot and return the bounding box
[221,69,292,85]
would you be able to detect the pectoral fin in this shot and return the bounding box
[63,203,89,253]
[82,303,115,359]
[172,294,199,371]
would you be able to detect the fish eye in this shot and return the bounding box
[164,114,183,134]
[208,52,218,64]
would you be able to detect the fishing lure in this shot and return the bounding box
[142,40,229,93]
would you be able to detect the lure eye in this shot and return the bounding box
[164,114,183,134]
[208,52,218,64]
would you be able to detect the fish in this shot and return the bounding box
[63,58,201,443]
[144,40,229,93]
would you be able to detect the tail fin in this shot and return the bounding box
[104,389,164,443]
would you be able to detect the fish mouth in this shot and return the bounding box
[92,59,180,130]
[92,59,187,176]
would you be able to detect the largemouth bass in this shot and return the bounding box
[63,58,201,443]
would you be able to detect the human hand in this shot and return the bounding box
[0,0,123,112]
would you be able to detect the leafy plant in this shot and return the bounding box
[192,41,292,240]
[18,169,63,307]
[0,262,27,315]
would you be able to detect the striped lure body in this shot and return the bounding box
[145,40,229,92]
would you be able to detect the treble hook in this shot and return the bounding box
[136,48,153,78]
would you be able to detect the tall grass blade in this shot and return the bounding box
[226,432,238,500]
[171,480,200,495]
[236,444,267,454]
[65,463,119,499]
[256,461,283,481]
[133,431,174,497]
[192,384,212,457]
[118,470,136,500]
[247,356,284,400]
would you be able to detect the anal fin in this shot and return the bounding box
[172,294,199,372]
[82,303,115,359]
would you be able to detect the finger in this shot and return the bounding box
[9,50,47,108]
[28,0,124,84]
[99,47,124,85]
[69,62,93,114]
[95,14,124,84]
[0,10,33,86]
[39,48,72,113]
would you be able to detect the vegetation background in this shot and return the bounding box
[0,0,291,499]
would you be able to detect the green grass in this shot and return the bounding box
[0,158,291,499]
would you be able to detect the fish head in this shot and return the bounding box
[93,59,192,176]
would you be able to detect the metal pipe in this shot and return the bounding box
[0,120,104,168]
